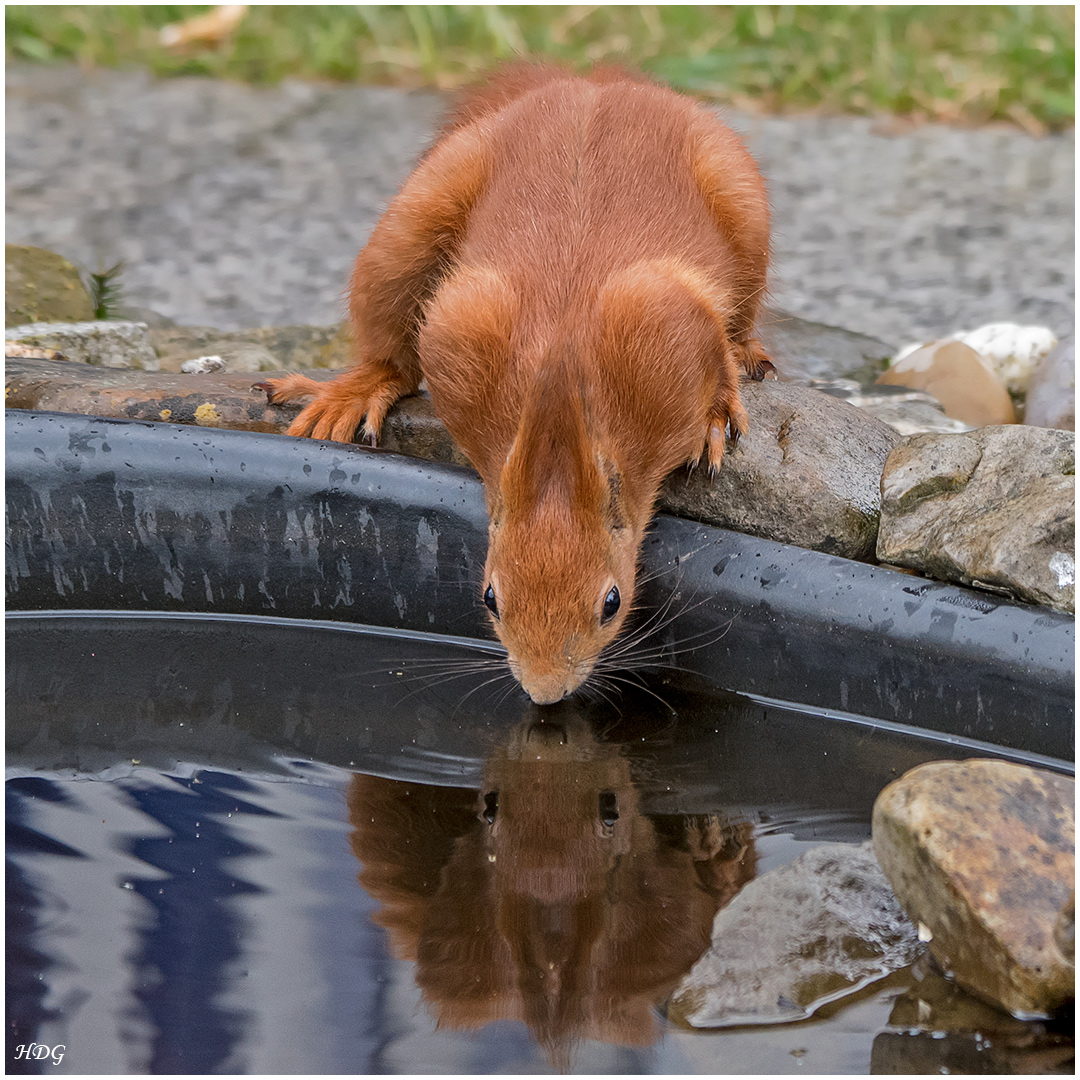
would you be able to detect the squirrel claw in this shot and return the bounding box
[750,359,776,382]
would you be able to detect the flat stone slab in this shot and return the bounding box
[877,425,1075,611]
[7,319,158,370]
[873,759,1074,1020]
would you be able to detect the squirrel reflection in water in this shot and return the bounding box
[347,705,755,1067]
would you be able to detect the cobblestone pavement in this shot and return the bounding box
[6,64,1074,346]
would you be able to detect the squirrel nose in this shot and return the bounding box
[525,682,568,706]
[519,668,573,705]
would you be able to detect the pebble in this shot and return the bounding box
[876,340,1016,426]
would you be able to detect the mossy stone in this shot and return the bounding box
[6,244,95,327]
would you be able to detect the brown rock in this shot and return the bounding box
[4,355,468,464]
[661,380,901,559]
[872,759,1075,1019]
[5,244,95,327]
[877,426,1075,612]
[877,340,1016,426]
[5,355,288,432]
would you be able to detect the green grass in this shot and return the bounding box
[6,5,1074,131]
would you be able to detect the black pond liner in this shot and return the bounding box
[5,409,1075,767]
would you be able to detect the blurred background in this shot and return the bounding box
[5,5,1075,347]
[7,5,1074,129]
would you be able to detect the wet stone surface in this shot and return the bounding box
[668,840,923,1028]
[877,425,1076,611]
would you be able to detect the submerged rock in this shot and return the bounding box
[877,339,1016,427]
[668,840,922,1028]
[876,425,1075,612]
[6,319,159,371]
[1025,336,1075,432]
[872,759,1075,1020]
[5,243,95,327]
[661,380,900,560]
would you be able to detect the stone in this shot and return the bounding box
[668,840,922,1028]
[877,426,1075,612]
[756,307,896,385]
[877,339,1016,427]
[3,355,468,462]
[1054,891,1074,966]
[956,323,1058,396]
[871,962,1074,1074]
[872,759,1075,1019]
[6,320,158,371]
[149,323,352,373]
[1024,336,1075,431]
[661,380,901,560]
[180,355,227,375]
[894,323,1060,399]
[5,244,95,327]
[812,378,974,436]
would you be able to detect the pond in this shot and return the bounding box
[7,612,1072,1074]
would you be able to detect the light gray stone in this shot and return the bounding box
[1024,335,1075,431]
[877,426,1075,611]
[873,759,1074,1019]
[812,378,974,436]
[5,319,158,370]
[668,840,922,1028]
[661,380,901,560]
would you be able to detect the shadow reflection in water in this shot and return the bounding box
[347,702,756,1070]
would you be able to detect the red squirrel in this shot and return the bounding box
[261,63,772,704]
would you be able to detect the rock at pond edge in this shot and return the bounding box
[872,758,1074,1020]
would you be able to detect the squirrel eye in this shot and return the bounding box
[483,583,499,619]
[483,790,499,824]
[600,585,620,624]
[599,791,619,828]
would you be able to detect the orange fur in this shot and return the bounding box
[347,714,756,1066]
[262,62,772,702]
